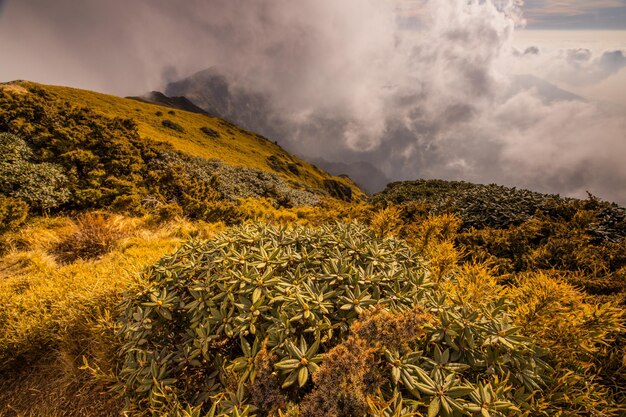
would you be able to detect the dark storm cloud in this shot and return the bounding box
[597,50,626,76]
[525,46,539,55]
[1,0,625,204]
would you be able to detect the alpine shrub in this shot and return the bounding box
[117,222,548,416]
[0,132,70,211]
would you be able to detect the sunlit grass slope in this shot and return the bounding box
[0,214,226,416]
[7,81,363,198]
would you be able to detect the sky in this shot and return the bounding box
[523,0,626,29]
[0,1,625,203]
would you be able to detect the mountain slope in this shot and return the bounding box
[164,68,392,193]
[127,91,209,115]
[0,81,363,206]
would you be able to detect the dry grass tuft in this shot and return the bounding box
[299,308,431,417]
[52,212,136,263]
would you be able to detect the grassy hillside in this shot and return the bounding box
[0,81,362,201]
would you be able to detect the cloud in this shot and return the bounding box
[558,49,626,83]
[1,0,626,204]
[513,42,626,87]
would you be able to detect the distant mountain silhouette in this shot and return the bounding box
[128,91,209,115]
[165,68,279,138]
[509,74,584,103]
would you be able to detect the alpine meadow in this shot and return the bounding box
[1,1,626,416]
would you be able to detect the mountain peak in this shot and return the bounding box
[127,90,209,115]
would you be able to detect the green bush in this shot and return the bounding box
[200,127,220,139]
[117,222,550,416]
[0,133,70,211]
[162,119,185,133]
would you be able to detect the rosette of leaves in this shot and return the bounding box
[117,222,548,416]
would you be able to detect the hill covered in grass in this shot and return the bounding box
[0,81,362,218]
[372,179,625,235]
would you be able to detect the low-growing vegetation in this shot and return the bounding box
[115,222,624,416]
[201,126,221,139]
[374,180,626,304]
[0,81,624,416]
[163,119,185,133]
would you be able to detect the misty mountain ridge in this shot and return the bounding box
[128,91,209,115]
[165,68,279,140]
[508,74,584,103]
[160,67,589,194]
[163,67,391,193]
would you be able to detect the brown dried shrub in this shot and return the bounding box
[53,212,129,263]
[299,308,432,417]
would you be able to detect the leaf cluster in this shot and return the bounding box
[117,222,550,416]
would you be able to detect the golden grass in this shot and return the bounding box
[10,82,363,200]
[0,83,28,95]
[232,197,374,227]
[0,215,225,416]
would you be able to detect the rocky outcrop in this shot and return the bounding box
[323,179,352,202]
